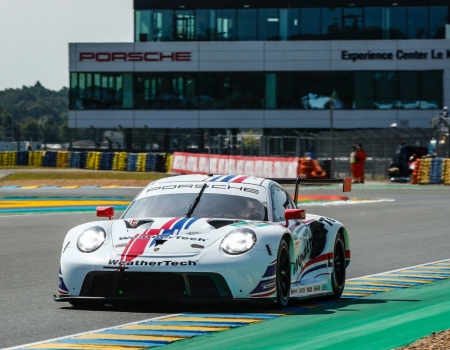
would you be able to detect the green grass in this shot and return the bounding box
[0,170,169,181]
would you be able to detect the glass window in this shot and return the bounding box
[266,73,276,109]
[303,73,332,109]
[299,8,321,39]
[271,186,293,222]
[153,10,173,41]
[196,9,216,40]
[279,8,299,40]
[430,6,448,39]
[322,7,342,39]
[364,7,383,39]
[175,10,195,41]
[398,72,420,108]
[384,7,407,39]
[343,8,363,39]
[123,193,267,221]
[258,8,280,40]
[134,74,160,109]
[135,10,152,42]
[199,73,264,109]
[354,72,375,109]
[407,7,428,39]
[237,9,257,41]
[374,72,397,109]
[333,73,354,109]
[420,71,442,109]
[216,9,236,41]
[70,73,79,109]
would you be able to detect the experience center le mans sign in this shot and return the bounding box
[342,49,450,62]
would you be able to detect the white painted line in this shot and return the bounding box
[299,198,395,206]
[347,258,450,281]
[2,312,184,350]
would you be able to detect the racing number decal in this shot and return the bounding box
[319,217,335,226]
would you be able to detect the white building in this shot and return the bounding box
[68,1,450,134]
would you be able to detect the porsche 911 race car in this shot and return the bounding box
[55,174,351,307]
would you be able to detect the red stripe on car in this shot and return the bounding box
[121,217,181,262]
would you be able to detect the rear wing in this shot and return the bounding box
[269,176,352,205]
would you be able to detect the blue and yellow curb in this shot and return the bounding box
[13,259,450,349]
[0,197,132,214]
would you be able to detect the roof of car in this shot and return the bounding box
[152,174,267,186]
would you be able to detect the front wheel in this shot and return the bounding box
[276,239,291,307]
[329,233,346,299]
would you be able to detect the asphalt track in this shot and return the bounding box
[1,183,450,349]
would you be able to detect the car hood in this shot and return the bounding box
[111,217,240,258]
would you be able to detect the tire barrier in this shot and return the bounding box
[28,151,44,167]
[137,153,147,172]
[17,151,29,166]
[112,152,128,171]
[443,159,450,185]
[126,153,139,172]
[0,151,17,166]
[56,151,70,168]
[417,158,431,184]
[43,151,58,167]
[429,158,443,184]
[0,150,169,173]
[100,152,114,171]
[411,159,421,185]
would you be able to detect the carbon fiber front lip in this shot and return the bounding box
[53,295,273,305]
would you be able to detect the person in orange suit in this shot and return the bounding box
[356,143,367,184]
[350,144,359,183]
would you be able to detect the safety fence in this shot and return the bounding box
[0,151,172,173]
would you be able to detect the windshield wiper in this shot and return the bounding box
[185,183,207,218]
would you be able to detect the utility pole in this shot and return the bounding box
[329,90,336,179]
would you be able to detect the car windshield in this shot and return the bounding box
[122,193,267,221]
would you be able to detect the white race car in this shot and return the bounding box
[55,174,351,307]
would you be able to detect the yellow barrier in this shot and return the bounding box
[28,151,44,167]
[137,153,147,172]
[443,159,450,185]
[112,152,128,171]
[56,151,70,168]
[165,154,173,173]
[417,158,431,184]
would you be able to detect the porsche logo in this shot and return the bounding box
[154,248,160,251]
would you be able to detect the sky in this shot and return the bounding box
[0,0,133,91]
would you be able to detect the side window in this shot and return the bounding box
[271,186,294,222]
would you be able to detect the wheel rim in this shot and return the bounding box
[278,245,290,300]
[333,239,345,286]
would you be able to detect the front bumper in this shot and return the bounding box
[55,271,233,302]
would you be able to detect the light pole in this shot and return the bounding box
[329,91,336,179]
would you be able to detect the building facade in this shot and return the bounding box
[69,0,450,133]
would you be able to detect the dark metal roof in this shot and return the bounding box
[134,0,450,10]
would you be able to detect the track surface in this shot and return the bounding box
[1,184,449,348]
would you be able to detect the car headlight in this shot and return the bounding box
[220,228,257,255]
[77,226,106,253]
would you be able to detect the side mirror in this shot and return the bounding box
[97,206,114,220]
[284,209,306,227]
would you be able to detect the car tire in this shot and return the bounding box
[329,233,346,299]
[276,238,291,308]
